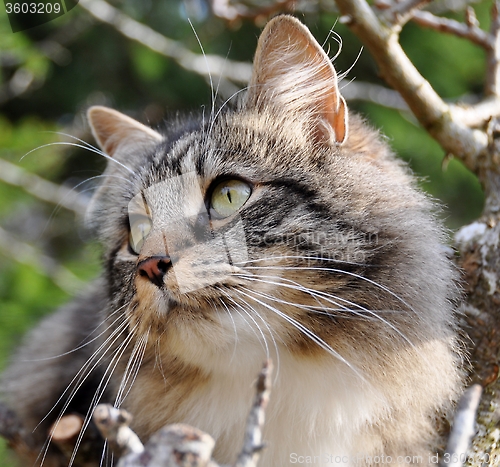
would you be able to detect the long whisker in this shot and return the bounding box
[236,272,365,314]
[188,18,215,118]
[214,290,240,363]
[35,311,129,430]
[236,287,366,382]
[36,316,130,467]
[21,142,135,175]
[238,274,368,316]
[67,323,140,467]
[220,289,281,380]
[43,131,103,153]
[236,272,415,348]
[217,287,270,359]
[234,254,369,267]
[115,328,150,407]
[242,263,416,315]
[207,86,248,136]
[26,305,127,362]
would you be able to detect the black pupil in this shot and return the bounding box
[223,187,232,203]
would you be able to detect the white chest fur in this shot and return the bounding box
[123,337,388,467]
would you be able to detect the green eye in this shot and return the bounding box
[129,216,152,254]
[211,179,251,218]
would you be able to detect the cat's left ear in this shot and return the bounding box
[87,106,162,158]
[246,16,348,145]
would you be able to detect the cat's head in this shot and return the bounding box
[86,16,456,376]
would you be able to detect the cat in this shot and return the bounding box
[1,15,463,467]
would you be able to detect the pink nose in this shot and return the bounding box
[137,256,172,288]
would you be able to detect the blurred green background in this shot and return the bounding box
[0,0,489,464]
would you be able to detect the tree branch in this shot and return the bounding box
[486,2,500,97]
[210,0,296,23]
[341,81,409,111]
[335,0,496,175]
[92,360,273,467]
[0,225,85,294]
[411,10,493,50]
[332,5,500,463]
[440,385,482,467]
[0,402,36,466]
[93,406,145,459]
[233,360,272,467]
[0,158,87,216]
[49,414,85,461]
[382,0,432,28]
[78,0,252,85]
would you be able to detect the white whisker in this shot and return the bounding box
[218,288,270,359]
[35,313,129,431]
[21,141,135,175]
[26,305,127,362]
[115,328,150,407]
[188,18,215,119]
[44,130,105,153]
[236,287,366,382]
[234,254,368,267]
[241,262,416,314]
[236,272,415,347]
[36,316,130,467]
[68,322,140,467]
[220,289,282,381]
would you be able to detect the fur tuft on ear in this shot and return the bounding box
[87,106,163,158]
[246,15,348,145]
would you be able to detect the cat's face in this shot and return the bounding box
[87,16,455,374]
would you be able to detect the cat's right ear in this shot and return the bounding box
[87,106,162,158]
[246,16,348,146]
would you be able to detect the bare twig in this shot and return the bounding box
[0,402,36,465]
[451,97,500,129]
[94,405,217,467]
[335,0,497,174]
[465,6,479,29]
[0,158,89,292]
[411,9,493,50]
[486,2,500,97]
[381,0,432,27]
[0,158,87,215]
[93,406,144,459]
[0,68,38,106]
[50,414,85,461]
[93,360,273,467]
[440,384,483,467]
[210,0,296,24]
[234,360,272,467]
[0,225,85,294]
[341,81,408,110]
[78,0,252,85]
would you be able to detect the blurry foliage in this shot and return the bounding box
[0,0,489,463]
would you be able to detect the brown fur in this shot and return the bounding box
[1,16,463,467]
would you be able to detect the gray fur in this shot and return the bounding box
[1,16,464,467]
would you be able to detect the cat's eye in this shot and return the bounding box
[210,179,252,218]
[129,216,152,254]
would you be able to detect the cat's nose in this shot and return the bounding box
[137,256,172,288]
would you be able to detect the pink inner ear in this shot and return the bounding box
[87,106,162,157]
[247,16,349,146]
[332,96,348,144]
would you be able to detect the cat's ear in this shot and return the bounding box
[246,15,348,145]
[87,106,162,157]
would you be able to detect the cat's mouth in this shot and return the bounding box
[133,269,222,317]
